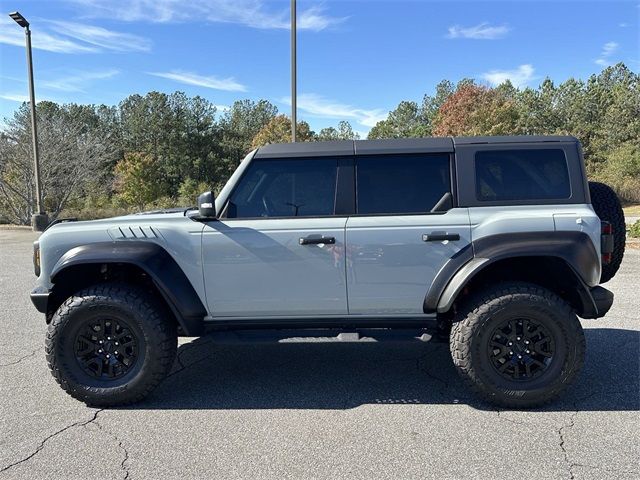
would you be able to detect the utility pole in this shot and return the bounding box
[291,0,297,142]
[9,11,48,231]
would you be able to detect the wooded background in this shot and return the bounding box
[0,63,637,224]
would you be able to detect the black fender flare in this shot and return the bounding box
[51,242,207,336]
[425,231,601,316]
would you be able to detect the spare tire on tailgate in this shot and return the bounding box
[588,181,625,283]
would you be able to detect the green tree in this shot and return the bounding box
[317,121,360,141]
[114,152,166,210]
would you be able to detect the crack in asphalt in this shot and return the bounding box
[0,408,103,473]
[557,411,578,480]
[494,409,527,425]
[91,417,131,480]
[0,348,38,367]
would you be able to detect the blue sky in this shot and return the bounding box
[0,0,638,135]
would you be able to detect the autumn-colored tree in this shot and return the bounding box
[432,83,520,136]
[251,115,314,149]
[114,152,167,210]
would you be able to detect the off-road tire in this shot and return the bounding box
[589,181,625,283]
[46,283,177,406]
[450,282,585,408]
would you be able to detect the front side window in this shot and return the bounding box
[356,154,451,215]
[226,158,337,218]
[475,149,571,201]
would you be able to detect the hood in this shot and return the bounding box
[46,207,197,231]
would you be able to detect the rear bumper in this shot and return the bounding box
[30,286,50,313]
[580,286,614,319]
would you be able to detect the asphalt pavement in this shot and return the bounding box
[0,228,638,479]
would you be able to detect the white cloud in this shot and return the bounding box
[0,18,97,53]
[0,93,30,102]
[149,71,247,92]
[68,0,346,31]
[282,93,387,128]
[447,22,510,40]
[47,21,152,52]
[481,64,536,88]
[0,17,151,54]
[619,22,629,28]
[41,69,121,92]
[595,41,619,66]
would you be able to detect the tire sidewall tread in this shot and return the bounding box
[46,283,177,407]
[450,282,586,408]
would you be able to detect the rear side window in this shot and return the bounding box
[226,158,337,218]
[475,149,571,201]
[356,154,451,214]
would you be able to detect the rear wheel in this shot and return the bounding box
[450,282,585,408]
[589,181,625,283]
[46,283,177,406]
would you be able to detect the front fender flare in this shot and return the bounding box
[51,242,207,336]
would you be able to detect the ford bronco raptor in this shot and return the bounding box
[31,136,625,408]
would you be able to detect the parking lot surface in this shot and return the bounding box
[1,228,638,479]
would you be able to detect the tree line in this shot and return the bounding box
[0,63,637,224]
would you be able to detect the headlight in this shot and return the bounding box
[33,241,40,277]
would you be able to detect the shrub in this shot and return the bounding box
[629,220,640,239]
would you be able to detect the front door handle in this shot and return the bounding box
[299,235,336,245]
[422,233,460,242]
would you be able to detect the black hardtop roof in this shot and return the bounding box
[253,135,578,159]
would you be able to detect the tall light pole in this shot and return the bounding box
[9,11,48,231]
[290,0,297,142]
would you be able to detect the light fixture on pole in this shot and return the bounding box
[9,11,48,231]
[291,0,297,142]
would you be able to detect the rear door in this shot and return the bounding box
[345,153,471,315]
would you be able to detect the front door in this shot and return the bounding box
[346,153,471,315]
[202,157,348,317]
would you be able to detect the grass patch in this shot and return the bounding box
[623,204,640,216]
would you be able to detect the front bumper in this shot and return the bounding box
[30,286,50,313]
[581,286,614,319]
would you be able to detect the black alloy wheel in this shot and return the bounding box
[74,317,139,380]
[488,318,555,381]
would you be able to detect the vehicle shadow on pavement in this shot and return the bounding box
[130,327,639,412]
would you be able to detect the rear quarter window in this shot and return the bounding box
[475,149,571,201]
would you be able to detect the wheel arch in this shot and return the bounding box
[436,255,599,319]
[49,242,207,336]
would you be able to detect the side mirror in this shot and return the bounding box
[197,191,216,218]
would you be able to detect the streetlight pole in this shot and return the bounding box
[9,11,47,231]
[290,0,297,142]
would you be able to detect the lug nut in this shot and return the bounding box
[509,351,514,355]
[516,337,521,341]
[99,340,103,344]
[115,342,119,346]
[98,349,103,353]
[114,351,118,355]
[107,337,111,340]
[517,355,522,359]
[106,354,110,358]
[525,350,530,354]
[524,340,530,345]
[508,342,513,346]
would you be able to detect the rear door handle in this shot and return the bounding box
[299,235,336,245]
[422,233,460,242]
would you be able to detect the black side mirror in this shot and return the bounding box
[197,191,216,218]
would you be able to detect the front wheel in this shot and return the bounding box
[46,284,177,406]
[450,282,585,408]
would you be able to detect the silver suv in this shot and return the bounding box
[31,136,625,408]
